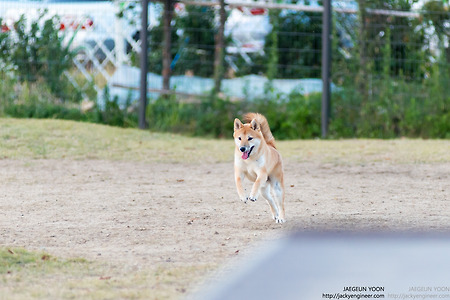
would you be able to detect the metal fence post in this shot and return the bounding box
[321,0,331,138]
[139,0,149,129]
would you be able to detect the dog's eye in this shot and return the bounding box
[238,137,241,140]
[248,137,253,141]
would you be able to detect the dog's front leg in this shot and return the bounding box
[234,169,247,203]
[249,170,267,202]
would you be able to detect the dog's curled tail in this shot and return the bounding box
[244,112,276,149]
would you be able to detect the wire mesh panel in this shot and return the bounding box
[0,0,449,137]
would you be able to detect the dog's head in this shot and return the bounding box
[233,118,262,160]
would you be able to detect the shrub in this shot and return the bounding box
[146,92,322,139]
[330,75,449,139]
[1,11,79,102]
[94,86,138,128]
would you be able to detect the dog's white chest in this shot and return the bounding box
[238,155,266,182]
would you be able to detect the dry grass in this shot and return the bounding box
[1,118,448,164]
[279,139,450,164]
[0,118,232,163]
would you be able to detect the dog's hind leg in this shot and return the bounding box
[271,179,285,224]
[260,183,278,222]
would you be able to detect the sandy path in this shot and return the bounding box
[1,159,449,271]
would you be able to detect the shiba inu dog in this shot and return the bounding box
[233,113,285,224]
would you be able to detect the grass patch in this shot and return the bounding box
[0,118,449,164]
[0,247,86,275]
[0,118,232,163]
[279,139,450,164]
[0,247,214,300]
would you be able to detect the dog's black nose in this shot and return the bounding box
[239,147,246,152]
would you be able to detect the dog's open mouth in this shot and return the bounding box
[242,146,254,160]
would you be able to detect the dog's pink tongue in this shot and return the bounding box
[242,151,249,160]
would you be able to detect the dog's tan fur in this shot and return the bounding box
[233,113,285,223]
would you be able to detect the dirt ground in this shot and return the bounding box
[1,159,449,293]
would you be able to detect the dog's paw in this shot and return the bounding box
[275,217,286,224]
[248,195,257,202]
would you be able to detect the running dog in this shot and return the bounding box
[233,113,285,224]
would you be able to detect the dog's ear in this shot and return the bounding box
[250,119,259,131]
[234,118,243,131]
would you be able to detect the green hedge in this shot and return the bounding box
[146,82,449,139]
[1,75,448,139]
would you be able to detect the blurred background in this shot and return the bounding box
[0,0,448,138]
